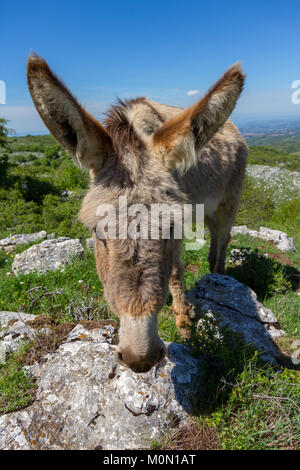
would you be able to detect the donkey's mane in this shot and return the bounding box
[104,98,146,158]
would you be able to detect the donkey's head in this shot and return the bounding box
[27,55,245,372]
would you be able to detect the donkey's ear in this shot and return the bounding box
[27,54,113,171]
[151,64,245,171]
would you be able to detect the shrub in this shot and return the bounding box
[227,248,292,299]
[42,193,89,238]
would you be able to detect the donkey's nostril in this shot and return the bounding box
[159,348,165,360]
[117,352,123,362]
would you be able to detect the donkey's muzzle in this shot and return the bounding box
[115,343,166,374]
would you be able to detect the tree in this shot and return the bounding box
[0,118,13,148]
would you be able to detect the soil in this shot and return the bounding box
[161,418,221,450]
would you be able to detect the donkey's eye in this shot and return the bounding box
[143,127,154,136]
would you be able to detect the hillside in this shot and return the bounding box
[0,133,299,450]
[241,120,300,154]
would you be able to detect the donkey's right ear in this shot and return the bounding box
[27,54,113,171]
[151,64,245,171]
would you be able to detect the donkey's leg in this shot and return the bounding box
[169,241,191,334]
[213,201,238,274]
[169,260,191,330]
[205,213,218,273]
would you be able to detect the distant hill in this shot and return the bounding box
[248,146,300,172]
[240,119,300,154]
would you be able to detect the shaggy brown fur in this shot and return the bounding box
[27,55,248,373]
[104,98,146,157]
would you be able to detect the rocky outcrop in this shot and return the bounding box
[0,322,202,450]
[12,237,84,276]
[0,231,47,252]
[188,274,285,363]
[231,225,296,252]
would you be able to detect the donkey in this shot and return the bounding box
[27,55,248,373]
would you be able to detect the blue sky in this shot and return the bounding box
[1,0,300,133]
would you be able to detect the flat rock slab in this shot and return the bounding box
[231,225,295,252]
[0,324,203,450]
[0,231,47,252]
[188,274,285,363]
[12,237,84,276]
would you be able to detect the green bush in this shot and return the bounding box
[42,193,89,238]
[44,145,61,159]
[227,248,292,299]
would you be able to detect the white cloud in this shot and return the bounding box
[186,89,199,96]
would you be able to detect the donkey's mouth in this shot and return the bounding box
[114,346,166,374]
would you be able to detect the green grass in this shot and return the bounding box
[0,344,35,416]
[0,247,115,322]
[202,359,300,450]
[159,311,300,450]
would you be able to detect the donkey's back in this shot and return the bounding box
[145,99,248,273]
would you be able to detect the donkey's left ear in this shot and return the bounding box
[27,54,113,171]
[151,63,245,171]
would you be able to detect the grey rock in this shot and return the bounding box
[12,237,84,275]
[228,248,254,266]
[188,274,285,363]
[0,311,36,328]
[231,225,295,252]
[61,190,73,201]
[0,311,37,358]
[0,231,47,252]
[0,324,202,450]
[259,227,296,252]
[46,233,56,240]
[85,238,95,252]
[228,248,268,266]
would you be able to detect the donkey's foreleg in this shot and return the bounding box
[206,207,232,274]
[169,261,191,334]
[205,213,219,273]
[213,202,237,274]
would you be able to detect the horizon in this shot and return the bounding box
[10,115,300,138]
[1,0,300,134]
